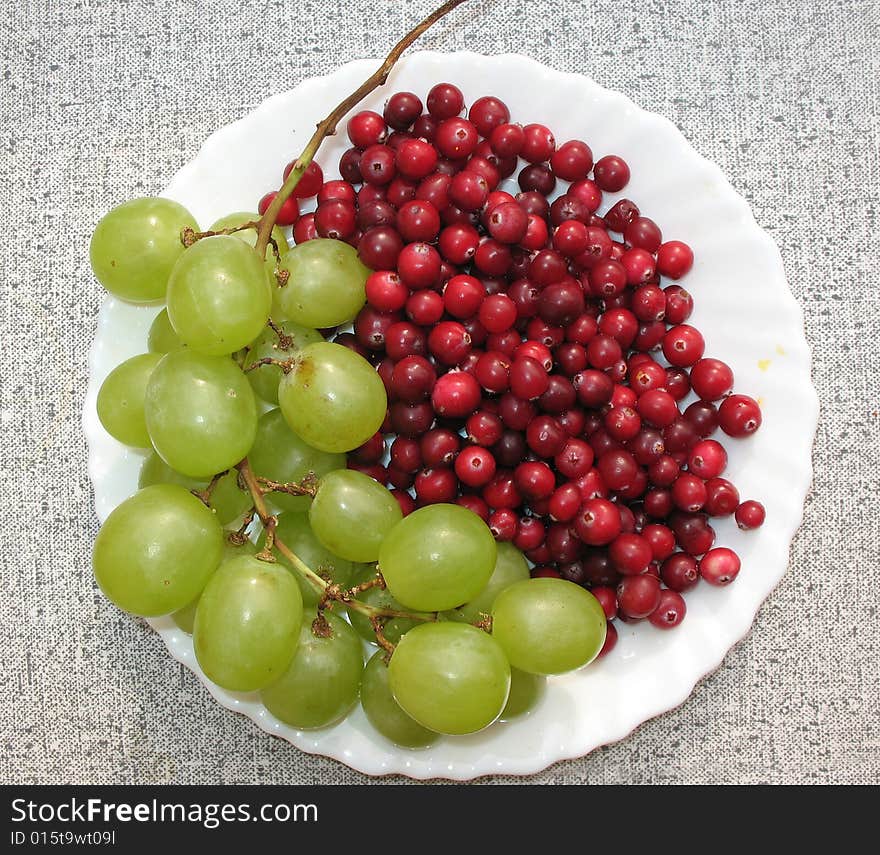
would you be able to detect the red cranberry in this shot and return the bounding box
[383,91,422,130]
[347,110,387,148]
[354,305,398,351]
[520,123,556,163]
[616,574,661,619]
[435,117,479,159]
[438,223,480,265]
[474,350,511,394]
[454,446,497,488]
[575,497,622,546]
[688,439,727,479]
[548,483,582,522]
[390,355,436,403]
[609,532,652,575]
[514,461,556,501]
[365,270,407,312]
[596,621,618,658]
[457,494,490,521]
[704,477,740,516]
[662,324,705,367]
[396,200,441,243]
[718,394,762,437]
[490,122,525,157]
[593,155,630,191]
[414,467,458,505]
[314,200,356,240]
[518,163,557,195]
[736,500,766,530]
[550,139,593,181]
[431,371,481,418]
[604,199,640,233]
[466,95,509,136]
[426,82,464,119]
[478,294,517,334]
[509,356,550,400]
[359,144,397,186]
[385,321,427,361]
[284,160,324,198]
[406,290,444,325]
[568,178,602,212]
[660,552,699,592]
[656,240,694,279]
[700,547,741,586]
[664,284,694,324]
[293,212,317,244]
[390,401,435,437]
[358,226,404,269]
[624,216,662,252]
[671,472,708,512]
[648,590,687,629]
[526,415,567,458]
[420,428,461,468]
[427,321,469,366]
[689,357,734,401]
[467,410,504,447]
[636,389,679,427]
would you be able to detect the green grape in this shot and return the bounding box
[277,238,368,328]
[138,453,247,526]
[278,342,386,453]
[209,211,289,255]
[388,622,510,735]
[447,541,530,624]
[258,511,354,608]
[248,409,344,512]
[193,554,303,692]
[491,578,607,676]
[260,613,364,730]
[207,471,252,526]
[244,321,323,405]
[378,504,496,612]
[96,353,163,448]
[147,308,183,353]
[500,667,546,721]
[346,564,428,645]
[166,235,271,356]
[139,451,204,492]
[309,470,402,562]
[144,349,257,478]
[92,484,224,617]
[360,651,439,749]
[172,537,256,633]
[90,197,198,303]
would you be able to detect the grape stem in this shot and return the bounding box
[192,470,227,506]
[266,317,294,348]
[253,0,470,257]
[255,474,317,498]
[236,458,435,626]
[227,509,256,545]
[242,356,294,374]
[370,616,397,658]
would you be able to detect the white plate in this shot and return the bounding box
[83,51,819,780]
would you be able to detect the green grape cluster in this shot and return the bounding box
[89,196,608,748]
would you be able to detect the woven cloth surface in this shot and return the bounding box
[1,0,878,784]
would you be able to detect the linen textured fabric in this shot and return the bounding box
[1,0,878,784]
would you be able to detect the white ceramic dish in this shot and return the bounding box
[83,51,818,780]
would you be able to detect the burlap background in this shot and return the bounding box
[1,0,877,784]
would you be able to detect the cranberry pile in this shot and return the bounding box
[259,83,766,656]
